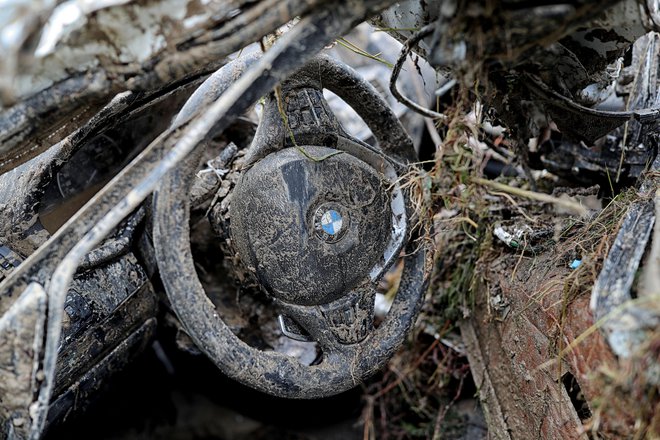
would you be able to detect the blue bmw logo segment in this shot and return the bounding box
[320,210,343,235]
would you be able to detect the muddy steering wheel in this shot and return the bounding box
[153,54,431,398]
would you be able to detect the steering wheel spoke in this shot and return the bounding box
[278,284,377,351]
[316,285,376,345]
[278,304,341,353]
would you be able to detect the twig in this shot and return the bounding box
[452,216,479,229]
[362,396,375,440]
[373,27,420,32]
[510,233,528,282]
[472,177,588,217]
[489,190,537,223]
[374,337,442,399]
[336,37,393,68]
[432,368,467,440]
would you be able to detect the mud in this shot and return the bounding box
[461,210,638,438]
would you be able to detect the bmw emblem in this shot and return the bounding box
[314,204,349,243]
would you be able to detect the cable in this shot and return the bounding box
[389,24,447,120]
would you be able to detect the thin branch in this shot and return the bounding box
[472,177,588,217]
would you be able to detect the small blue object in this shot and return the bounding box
[320,210,343,235]
[569,259,582,269]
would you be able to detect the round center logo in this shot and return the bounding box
[314,205,349,243]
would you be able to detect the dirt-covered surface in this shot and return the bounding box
[5,5,660,438]
[46,39,658,440]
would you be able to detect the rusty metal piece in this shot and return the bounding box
[460,246,633,439]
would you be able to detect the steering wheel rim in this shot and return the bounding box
[153,55,432,398]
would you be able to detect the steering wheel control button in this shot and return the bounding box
[314,204,349,243]
[230,145,393,306]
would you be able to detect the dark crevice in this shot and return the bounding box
[562,372,592,421]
